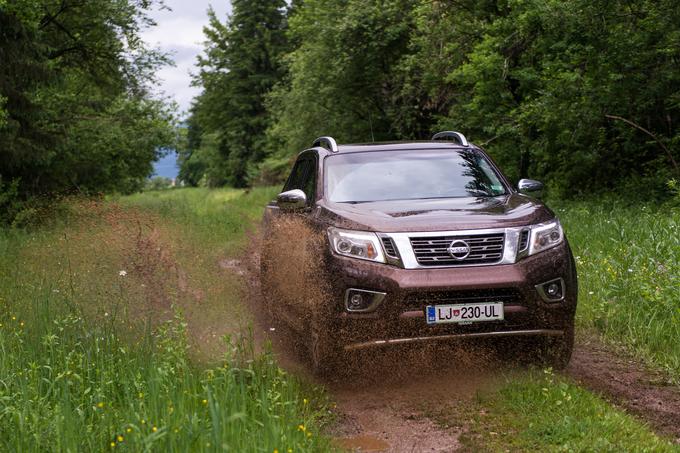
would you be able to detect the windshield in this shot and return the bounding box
[325,149,507,203]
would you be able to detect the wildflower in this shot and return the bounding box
[11,316,16,321]
[297,424,305,432]
[97,402,105,408]
[117,435,124,442]
[119,270,127,277]
[303,398,308,405]
[588,291,594,295]
[152,426,157,432]
[627,268,633,273]
[288,449,293,453]
[202,399,208,405]
[306,432,312,438]
[141,419,146,424]
[110,442,116,448]
[19,322,24,327]
[269,327,276,331]
[126,428,132,433]
[138,392,144,398]
[104,312,109,317]
[274,450,279,453]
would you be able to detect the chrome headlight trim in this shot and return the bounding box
[328,227,387,263]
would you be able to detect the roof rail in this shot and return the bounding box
[432,131,469,147]
[312,136,339,152]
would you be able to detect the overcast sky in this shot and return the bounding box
[141,1,232,116]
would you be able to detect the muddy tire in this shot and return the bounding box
[535,324,574,370]
[309,328,341,376]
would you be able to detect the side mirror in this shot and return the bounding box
[277,189,307,211]
[518,179,544,198]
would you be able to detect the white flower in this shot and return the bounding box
[119,270,127,277]
[269,327,276,332]
[104,312,109,317]
[588,291,594,295]
[627,268,633,273]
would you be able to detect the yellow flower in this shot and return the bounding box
[274,450,279,453]
[117,435,124,442]
[138,392,144,398]
[288,449,293,453]
[152,426,157,432]
[97,402,105,408]
[297,424,305,432]
[303,398,308,405]
[141,419,146,424]
[20,322,24,327]
[126,428,132,433]
[11,316,16,321]
[306,432,312,438]
[202,399,208,405]
[110,442,116,448]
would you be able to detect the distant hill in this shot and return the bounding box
[153,151,179,179]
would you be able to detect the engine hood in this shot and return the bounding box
[317,194,554,232]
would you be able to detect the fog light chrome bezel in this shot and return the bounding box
[535,278,565,303]
[344,288,386,313]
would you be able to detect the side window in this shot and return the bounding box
[283,157,317,205]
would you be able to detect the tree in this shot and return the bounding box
[0,0,176,223]
[189,0,288,187]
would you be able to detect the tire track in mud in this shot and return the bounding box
[567,338,680,443]
[230,236,680,450]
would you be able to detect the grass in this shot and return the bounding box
[1,186,678,451]
[445,370,679,452]
[0,187,334,451]
[556,200,680,378]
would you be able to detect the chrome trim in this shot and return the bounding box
[379,226,522,269]
[343,329,564,351]
[432,131,469,147]
[344,288,386,313]
[276,189,307,210]
[535,278,565,303]
[312,136,338,153]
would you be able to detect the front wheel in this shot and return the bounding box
[536,324,574,370]
[309,327,342,377]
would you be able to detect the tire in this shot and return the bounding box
[309,327,341,377]
[535,323,574,370]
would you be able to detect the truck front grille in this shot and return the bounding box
[410,233,505,266]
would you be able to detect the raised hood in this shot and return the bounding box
[318,194,554,232]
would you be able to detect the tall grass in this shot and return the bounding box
[0,188,332,451]
[557,200,680,377]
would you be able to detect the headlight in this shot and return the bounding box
[528,220,564,256]
[328,228,386,263]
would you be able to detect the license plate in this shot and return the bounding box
[426,302,504,325]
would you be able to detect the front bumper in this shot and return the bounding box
[324,241,577,350]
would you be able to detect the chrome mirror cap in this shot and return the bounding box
[277,189,307,210]
[518,179,544,198]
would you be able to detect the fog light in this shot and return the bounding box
[345,289,386,313]
[536,278,565,303]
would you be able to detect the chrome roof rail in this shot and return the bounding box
[432,131,469,147]
[312,136,339,153]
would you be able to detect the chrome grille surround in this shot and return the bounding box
[378,226,524,269]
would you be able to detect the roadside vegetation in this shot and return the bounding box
[0,189,332,451]
[450,370,678,452]
[559,200,680,379]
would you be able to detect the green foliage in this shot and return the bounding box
[558,200,680,378]
[184,0,289,188]
[242,0,680,196]
[0,0,177,224]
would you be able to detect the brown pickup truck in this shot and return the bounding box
[261,132,577,374]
